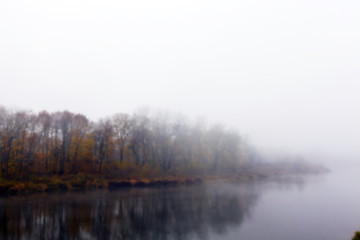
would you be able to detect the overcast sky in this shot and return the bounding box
[0,0,359,163]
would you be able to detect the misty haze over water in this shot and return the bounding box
[1,0,360,239]
[1,0,359,167]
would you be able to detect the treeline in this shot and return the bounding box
[0,107,248,180]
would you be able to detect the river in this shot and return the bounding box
[0,169,359,240]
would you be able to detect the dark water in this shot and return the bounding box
[1,169,360,240]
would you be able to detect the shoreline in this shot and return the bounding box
[0,176,204,196]
[0,167,329,196]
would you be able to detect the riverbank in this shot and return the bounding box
[0,175,204,195]
[0,163,329,195]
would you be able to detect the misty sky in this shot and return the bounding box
[0,0,359,161]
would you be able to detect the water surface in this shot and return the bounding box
[1,169,359,240]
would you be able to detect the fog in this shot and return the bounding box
[1,0,359,167]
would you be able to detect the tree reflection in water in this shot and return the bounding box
[0,183,268,240]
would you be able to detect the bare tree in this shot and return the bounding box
[58,111,74,175]
[70,114,89,173]
[93,119,113,173]
[128,109,151,165]
[38,111,52,173]
[112,113,130,163]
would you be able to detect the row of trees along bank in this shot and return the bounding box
[0,107,255,180]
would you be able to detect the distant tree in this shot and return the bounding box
[50,112,62,173]
[128,109,151,165]
[150,112,174,170]
[0,110,28,178]
[70,114,89,173]
[112,113,130,163]
[207,124,226,171]
[0,106,255,180]
[58,111,74,175]
[93,119,113,173]
[38,111,52,172]
[21,112,39,177]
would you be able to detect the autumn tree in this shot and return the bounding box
[70,114,89,173]
[0,110,28,178]
[0,106,249,179]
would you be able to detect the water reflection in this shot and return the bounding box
[0,178,309,240]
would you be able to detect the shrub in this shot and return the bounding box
[352,232,360,240]
[9,183,26,193]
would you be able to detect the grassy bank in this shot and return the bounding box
[0,175,203,195]
[0,163,328,195]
